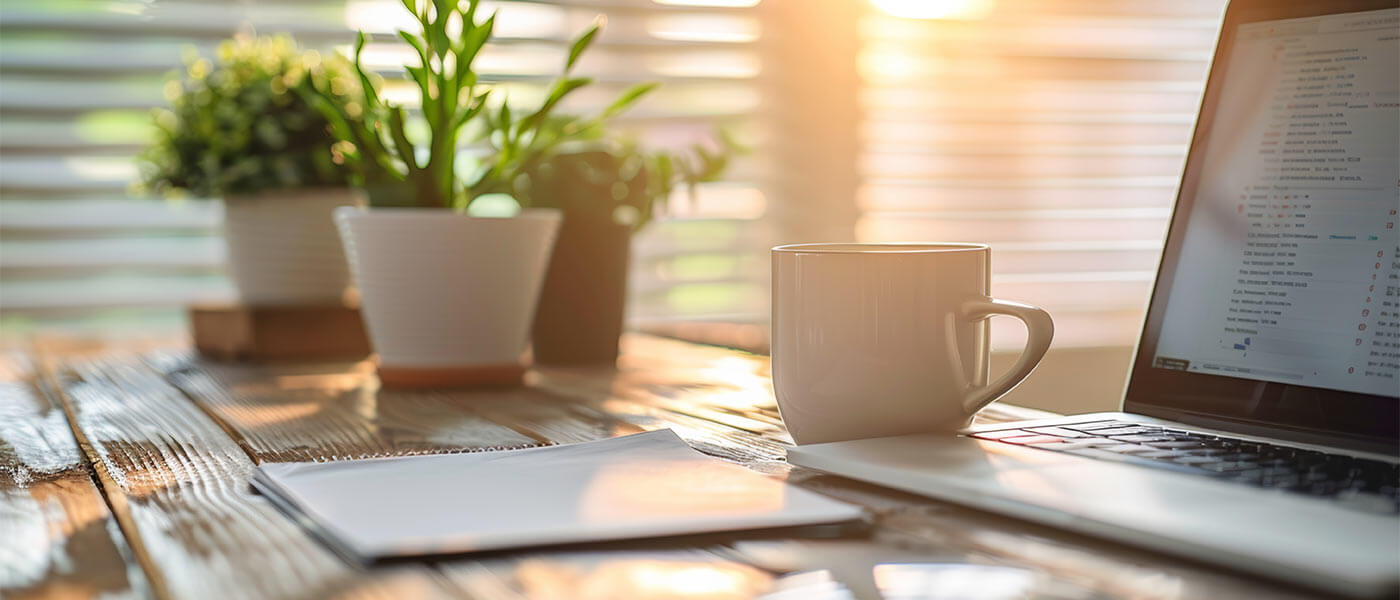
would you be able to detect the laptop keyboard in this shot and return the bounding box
[970,420,1400,515]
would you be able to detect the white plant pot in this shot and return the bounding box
[222,187,363,306]
[334,207,561,386]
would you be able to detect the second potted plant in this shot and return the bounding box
[517,138,737,365]
[141,36,363,306]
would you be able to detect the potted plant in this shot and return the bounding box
[479,100,739,365]
[140,36,363,306]
[308,0,617,386]
[523,139,736,365]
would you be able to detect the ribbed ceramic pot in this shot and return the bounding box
[334,207,561,387]
[222,187,364,306]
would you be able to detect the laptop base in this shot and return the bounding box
[787,412,1400,599]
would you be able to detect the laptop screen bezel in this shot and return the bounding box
[1123,0,1400,454]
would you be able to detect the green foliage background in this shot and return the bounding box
[140,36,357,198]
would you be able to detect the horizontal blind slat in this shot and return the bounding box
[856,0,1225,349]
[859,183,1176,211]
[0,0,768,337]
[0,199,220,230]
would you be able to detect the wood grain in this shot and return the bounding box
[151,351,546,461]
[438,549,775,600]
[43,353,457,600]
[0,357,150,600]
[39,333,1318,599]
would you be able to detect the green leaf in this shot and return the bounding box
[352,33,383,109]
[405,64,430,92]
[554,77,593,105]
[691,145,722,181]
[601,82,658,119]
[718,127,748,154]
[454,90,490,129]
[428,0,451,59]
[301,90,353,139]
[458,12,494,73]
[520,77,592,132]
[386,106,420,172]
[399,30,429,65]
[354,30,368,57]
[566,18,603,72]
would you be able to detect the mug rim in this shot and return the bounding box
[771,242,988,254]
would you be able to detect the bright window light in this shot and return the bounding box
[653,0,760,7]
[870,0,993,20]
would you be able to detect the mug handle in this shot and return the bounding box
[958,298,1054,414]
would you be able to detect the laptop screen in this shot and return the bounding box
[1126,1,1399,451]
[1151,8,1399,397]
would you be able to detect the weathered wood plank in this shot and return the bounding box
[154,335,800,466]
[531,336,796,466]
[537,335,1043,465]
[150,352,547,461]
[149,345,801,599]
[542,335,1051,443]
[542,336,1314,599]
[117,333,1314,599]
[42,353,459,600]
[437,549,775,600]
[0,356,151,600]
[148,341,803,600]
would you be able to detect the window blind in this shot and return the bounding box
[857,0,1228,350]
[0,0,768,341]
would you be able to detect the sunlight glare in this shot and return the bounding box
[870,0,993,20]
[653,0,760,7]
[345,1,566,37]
[648,15,760,43]
[648,51,760,79]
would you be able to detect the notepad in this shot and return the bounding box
[252,429,864,562]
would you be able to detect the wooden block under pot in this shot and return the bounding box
[188,305,371,362]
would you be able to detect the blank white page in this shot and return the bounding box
[254,429,863,560]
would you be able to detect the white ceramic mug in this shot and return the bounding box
[771,243,1054,445]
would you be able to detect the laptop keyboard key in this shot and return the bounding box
[971,422,1400,514]
[1062,421,1133,432]
[1172,456,1224,465]
[1200,461,1260,473]
[1146,441,1209,450]
[1227,469,1267,484]
[1034,439,1120,451]
[1216,453,1261,462]
[1098,444,1157,454]
[1136,450,1188,459]
[1083,426,1162,437]
[1025,426,1095,438]
[1000,435,1069,445]
[1062,448,1210,476]
[1108,434,1178,443]
[1262,474,1302,489]
[970,429,1036,440]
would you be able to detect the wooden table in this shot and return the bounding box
[3,335,1320,599]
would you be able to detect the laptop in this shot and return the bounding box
[788,0,1400,596]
